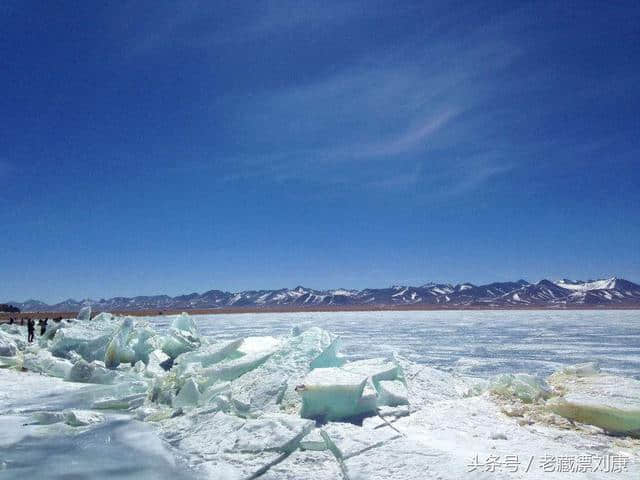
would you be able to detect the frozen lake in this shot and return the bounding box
[2,309,639,479]
[146,310,640,379]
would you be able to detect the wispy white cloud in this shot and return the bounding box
[117,2,523,199]
[359,110,459,157]
[215,34,520,196]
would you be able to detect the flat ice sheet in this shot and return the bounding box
[145,310,640,379]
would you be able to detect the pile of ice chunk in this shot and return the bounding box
[2,313,420,461]
[7,313,415,422]
[49,313,120,360]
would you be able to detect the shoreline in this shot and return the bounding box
[2,303,640,321]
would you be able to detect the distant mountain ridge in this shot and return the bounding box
[6,277,640,312]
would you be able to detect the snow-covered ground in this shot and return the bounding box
[0,310,639,479]
[144,310,640,379]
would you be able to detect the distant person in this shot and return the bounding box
[8,317,14,325]
[20,318,24,326]
[27,319,35,343]
[40,319,47,336]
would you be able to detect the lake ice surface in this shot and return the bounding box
[145,310,640,379]
[1,310,639,479]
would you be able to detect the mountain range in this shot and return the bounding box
[6,277,640,312]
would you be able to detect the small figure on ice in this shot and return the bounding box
[27,318,35,343]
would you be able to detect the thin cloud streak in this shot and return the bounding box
[115,2,523,199]
[215,44,518,195]
[359,110,459,157]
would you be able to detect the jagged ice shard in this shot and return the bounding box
[77,305,92,321]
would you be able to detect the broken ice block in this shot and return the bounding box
[200,381,232,406]
[299,368,368,421]
[161,313,202,359]
[355,384,378,416]
[0,333,18,357]
[174,338,243,370]
[341,358,400,386]
[229,328,335,414]
[173,377,201,408]
[50,317,119,361]
[104,317,135,369]
[547,397,640,435]
[91,312,114,323]
[67,358,122,384]
[0,354,22,368]
[146,349,171,377]
[488,373,550,403]
[67,359,96,383]
[310,337,345,369]
[23,349,73,379]
[77,306,92,321]
[32,411,65,425]
[130,325,162,365]
[200,350,273,384]
[376,380,409,407]
[172,312,199,335]
[0,326,27,350]
[63,409,105,427]
[235,336,281,356]
[546,369,640,435]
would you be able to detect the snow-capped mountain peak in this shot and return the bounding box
[554,277,618,292]
[5,277,639,312]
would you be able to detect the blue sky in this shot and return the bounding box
[1,1,639,303]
